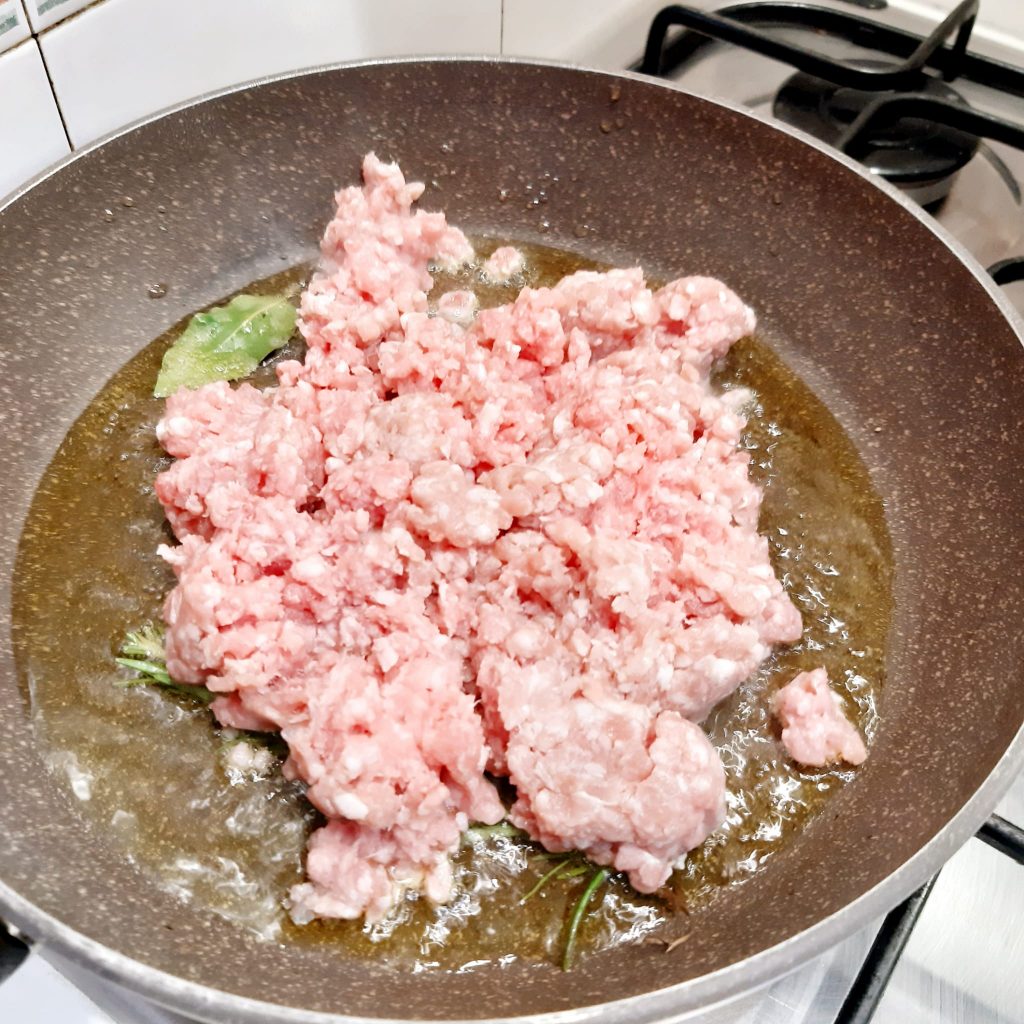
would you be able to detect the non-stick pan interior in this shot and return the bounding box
[1,59,1022,1022]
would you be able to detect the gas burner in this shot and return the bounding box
[773,63,979,205]
[637,0,1024,207]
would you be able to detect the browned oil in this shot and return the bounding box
[11,239,892,970]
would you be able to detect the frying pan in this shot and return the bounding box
[1,57,1023,1024]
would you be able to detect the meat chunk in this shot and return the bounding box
[289,820,456,924]
[773,669,867,767]
[155,152,805,924]
[482,245,525,281]
[497,659,726,892]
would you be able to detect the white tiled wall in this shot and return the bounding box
[0,38,70,198]
[0,0,30,54]
[41,0,502,148]
[23,0,91,33]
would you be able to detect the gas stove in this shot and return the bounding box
[3,2,1024,1022]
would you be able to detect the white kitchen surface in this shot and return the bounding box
[0,37,69,198]
[2,953,115,1024]
[900,0,1024,41]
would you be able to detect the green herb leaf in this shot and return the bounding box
[520,857,575,904]
[557,864,589,880]
[114,656,173,686]
[561,867,610,971]
[116,625,214,704]
[115,672,216,704]
[153,294,297,398]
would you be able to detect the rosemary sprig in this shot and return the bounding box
[520,856,590,904]
[521,858,573,903]
[559,865,589,879]
[114,656,173,687]
[115,624,214,704]
[461,823,613,969]
[119,623,166,662]
[562,867,611,971]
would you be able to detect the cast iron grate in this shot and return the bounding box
[634,0,1024,202]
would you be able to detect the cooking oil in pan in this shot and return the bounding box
[11,240,892,969]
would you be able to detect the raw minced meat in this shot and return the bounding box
[773,669,867,767]
[155,153,807,923]
[482,245,525,282]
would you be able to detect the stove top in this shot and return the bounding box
[641,0,1024,238]
[4,3,1024,1023]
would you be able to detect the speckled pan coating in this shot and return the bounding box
[0,58,1023,1024]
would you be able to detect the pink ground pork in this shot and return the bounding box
[154,154,857,924]
[773,669,867,768]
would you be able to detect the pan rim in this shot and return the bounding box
[2,53,1023,1024]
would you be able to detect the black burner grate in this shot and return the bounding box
[988,255,1024,286]
[634,0,1024,205]
[0,926,26,987]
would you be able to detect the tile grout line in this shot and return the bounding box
[20,0,110,151]
[33,30,73,149]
